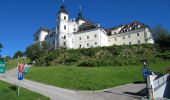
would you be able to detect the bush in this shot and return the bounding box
[33,44,170,67]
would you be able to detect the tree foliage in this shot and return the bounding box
[13,51,24,58]
[25,42,47,61]
[0,43,3,49]
[152,25,170,51]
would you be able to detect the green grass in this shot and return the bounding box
[0,80,49,100]
[25,61,170,91]
[6,59,30,70]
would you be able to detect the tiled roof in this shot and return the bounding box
[58,3,68,14]
[76,21,97,33]
[106,21,147,35]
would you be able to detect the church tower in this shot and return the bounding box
[76,6,85,25]
[57,0,69,48]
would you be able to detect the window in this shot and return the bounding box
[94,34,97,38]
[79,44,81,48]
[64,25,66,30]
[87,36,89,39]
[137,33,139,36]
[64,42,66,46]
[79,37,81,40]
[114,32,116,35]
[138,40,140,44]
[123,37,125,39]
[64,16,66,20]
[123,43,125,45]
[95,42,97,45]
[74,28,76,32]
[53,41,55,45]
[129,42,131,45]
[64,35,66,39]
[87,43,89,47]
[128,34,131,38]
[115,38,117,41]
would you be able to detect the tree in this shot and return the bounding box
[0,43,3,59]
[152,26,170,51]
[25,43,45,61]
[13,51,24,58]
[0,43,3,49]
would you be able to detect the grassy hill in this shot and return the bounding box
[6,59,30,70]
[35,44,170,67]
[25,61,170,90]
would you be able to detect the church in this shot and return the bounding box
[34,1,154,50]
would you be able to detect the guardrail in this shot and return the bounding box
[147,74,169,99]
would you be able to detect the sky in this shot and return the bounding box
[0,0,170,57]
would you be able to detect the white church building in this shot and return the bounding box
[34,1,154,50]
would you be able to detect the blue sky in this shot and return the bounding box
[0,0,170,57]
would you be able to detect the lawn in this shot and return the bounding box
[6,59,30,70]
[0,80,49,100]
[25,61,170,91]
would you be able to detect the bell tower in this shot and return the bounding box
[76,6,85,25]
[57,0,69,48]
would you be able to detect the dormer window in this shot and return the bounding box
[138,25,141,28]
[129,27,132,30]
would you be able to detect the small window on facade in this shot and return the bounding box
[115,38,117,41]
[138,40,140,44]
[87,43,89,47]
[74,28,76,32]
[137,33,139,36]
[114,32,116,35]
[123,37,125,39]
[79,37,81,40]
[79,44,81,48]
[64,42,66,46]
[87,36,89,39]
[95,42,97,45]
[128,35,131,38]
[64,16,66,20]
[94,34,97,38]
[64,35,66,39]
[64,25,66,30]
[53,41,55,45]
[129,42,131,45]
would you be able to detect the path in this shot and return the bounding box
[0,67,146,100]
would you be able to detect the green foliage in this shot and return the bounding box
[32,44,170,67]
[25,43,45,61]
[152,25,170,51]
[0,43,3,49]
[13,51,24,58]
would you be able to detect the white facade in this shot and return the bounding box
[33,1,154,50]
[74,28,109,49]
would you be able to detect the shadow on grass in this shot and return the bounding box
[9,84,17,91]
[133,81,145,84]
